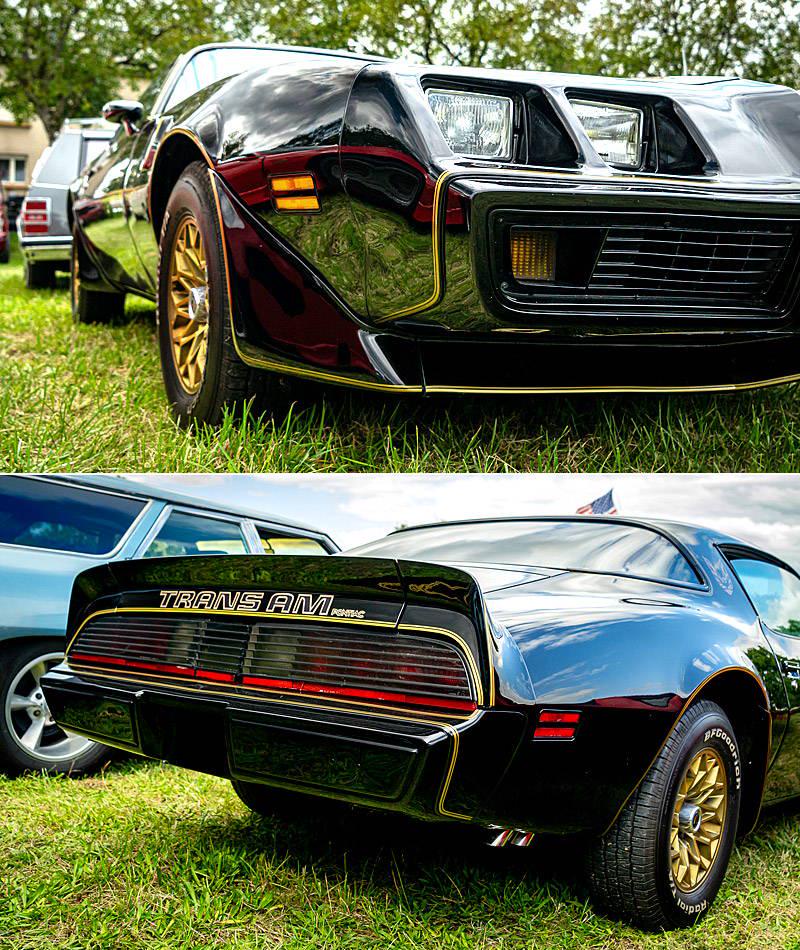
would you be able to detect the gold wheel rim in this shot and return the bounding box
[168,215,209,395]
[670,748,727,892]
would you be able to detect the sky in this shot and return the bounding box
[126,474,800,568]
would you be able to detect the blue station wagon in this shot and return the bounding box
[0,474,336,775]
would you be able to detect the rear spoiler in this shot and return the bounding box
[66,555,496,705]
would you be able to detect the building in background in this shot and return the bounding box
[0,106,48,217]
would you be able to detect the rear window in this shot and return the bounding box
[31,133,82,185]
[349,519,701,585]
[0,477,145,555]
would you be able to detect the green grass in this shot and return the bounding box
[1,760,798,949]
[2,235,800,472]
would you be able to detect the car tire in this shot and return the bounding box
[157,161,275,426]
[588,700,741,929]
[71,236,126,323]
[0,639,112,776]
[24,259,56,289]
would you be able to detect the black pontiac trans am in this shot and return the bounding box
[68,42,800,422]
[41,516,800,929]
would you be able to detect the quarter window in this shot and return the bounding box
[255,526,328,555]
[729,557,800,636]
[144,511,247,557]
[0,476,145,555]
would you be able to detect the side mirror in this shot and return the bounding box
[102,100,143,134]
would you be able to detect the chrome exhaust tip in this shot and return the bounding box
[488,828,535,848]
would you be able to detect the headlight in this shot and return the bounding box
[427,89,513,160]
[569,99,644,169]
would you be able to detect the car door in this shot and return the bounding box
[121,48,231,290]
[75,125,150,291]
[727,553,800,802]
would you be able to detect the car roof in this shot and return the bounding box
[180,41,384,64]
[24,474,335,543]
[387,515,754,552]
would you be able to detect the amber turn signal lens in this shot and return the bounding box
[271,174,316,193]
[274,195,320,212]
[510,228,556,281]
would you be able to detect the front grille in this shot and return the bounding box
[495,212,799,318]
[589,221,794,306]
[69,612,476,710]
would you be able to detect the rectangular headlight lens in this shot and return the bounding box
[427,89,513,160]
[570,99,644,169]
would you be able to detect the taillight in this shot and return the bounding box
[20,197,50,235]
[533,709,580,739]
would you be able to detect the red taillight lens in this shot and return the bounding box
[21,197,50,235]
[534,709,580,739]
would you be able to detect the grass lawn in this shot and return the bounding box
[2,235,800,472]
[1,760,798,949]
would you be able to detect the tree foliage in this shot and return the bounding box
[0,0,225,141]
[232,0,583,70]
[583,0,800,87]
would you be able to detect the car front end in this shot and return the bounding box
[216,65,800,393]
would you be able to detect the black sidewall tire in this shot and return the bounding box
[658,710,741,927]
[24,259,55,290]
[157,165,229,425]
[0,639,112,777]
[71,232,126,324]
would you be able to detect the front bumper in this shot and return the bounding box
[218,171,800,393]
[18,235,72,264]
[41,665,527,824]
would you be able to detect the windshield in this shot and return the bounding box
[348,520,700,585]
[164,48,308,111]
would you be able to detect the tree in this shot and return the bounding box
[0,0,226,142]
[582,0,800,86]
[232,0,584,71]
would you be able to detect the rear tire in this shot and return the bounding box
[71,237,126,323]
[0,639,112,776]
[157,161,276,426]
[588,700,741,929]
[24,259,56,289]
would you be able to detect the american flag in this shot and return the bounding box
[576,489,617,515]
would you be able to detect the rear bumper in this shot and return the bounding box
[18,235,72,264]
[42,666,527,823]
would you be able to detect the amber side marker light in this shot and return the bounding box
[271,174,320,212]
[534,709,580,739]
[510,227,556,281]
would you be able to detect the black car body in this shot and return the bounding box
[42,516,800,928]
[19,119,115,288]
[69,44,800,422]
